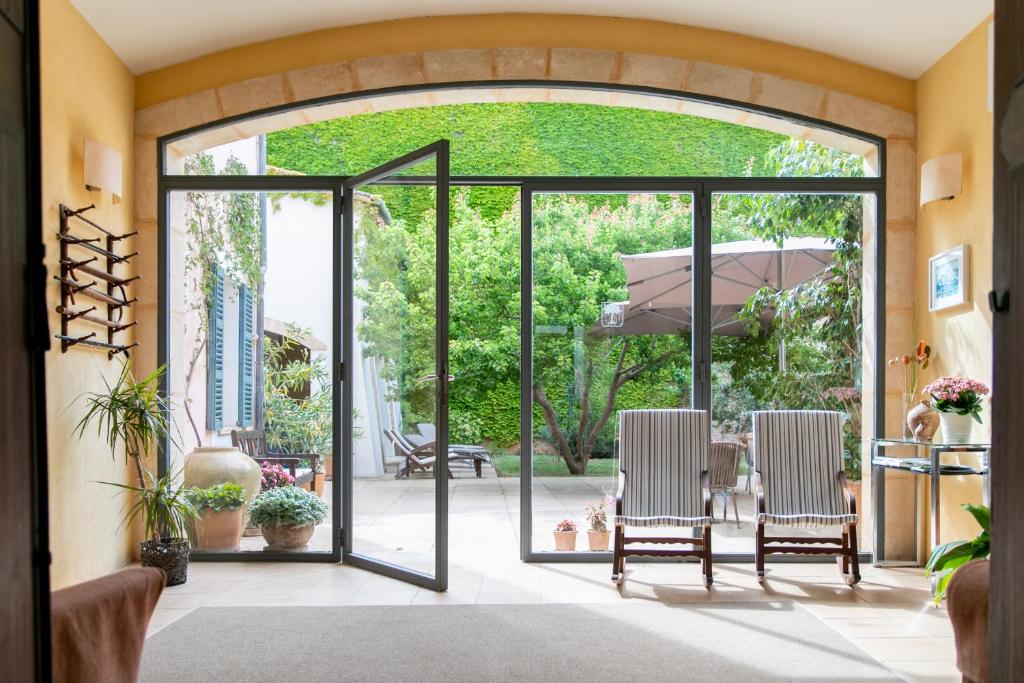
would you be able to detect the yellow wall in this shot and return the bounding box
[915,18,993,545]
[135,14,915,112]
[41,0,137,589]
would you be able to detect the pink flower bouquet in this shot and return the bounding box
[260,461,295,491]
[923,376,990,423]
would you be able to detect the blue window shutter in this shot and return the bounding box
[237,285,255,427]
[206,265,225,431]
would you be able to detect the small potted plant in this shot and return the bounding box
[189,483,247,550]
[249,485,328,551]
[259,461,295,491]
[923,376,990,443]
[584,496,614,551]
[76,361,198,585]
[553,518,578,551]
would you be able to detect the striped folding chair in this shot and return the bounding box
[752,410,860,585]
[613,409,713,586]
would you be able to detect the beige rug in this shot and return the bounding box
[141,602,900,682]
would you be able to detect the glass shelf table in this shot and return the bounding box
[871,436,989,565]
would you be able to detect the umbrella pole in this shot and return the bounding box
[777,251,787,372]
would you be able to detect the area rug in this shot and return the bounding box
[140,602,900,682]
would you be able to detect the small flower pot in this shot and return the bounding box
[195,508,245,550]
[141,538,190,586]
[261,523,316,551]
[553,530,577,551]
[939,412,974,444]
[587,529,610,551]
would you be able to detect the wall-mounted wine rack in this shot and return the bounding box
[55,204,140,358]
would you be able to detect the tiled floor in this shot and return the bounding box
[165,468,960,682]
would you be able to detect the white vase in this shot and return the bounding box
[938,412,974,444]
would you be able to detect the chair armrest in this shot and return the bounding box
[837,470,857,515]
[701,470,712,519]
[754,471,765,516]
[615,470,626,518]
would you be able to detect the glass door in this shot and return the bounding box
[341,141,451,590]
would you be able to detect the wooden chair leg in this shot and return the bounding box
[611,526,625,584]
[731,491,741,528]
[474,459,482,478]
[755,521,766,584]
[846,524,862,586]
[839,526,851,576]
[702,524,713,587]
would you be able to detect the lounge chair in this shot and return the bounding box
[612,409,713,586]
[710,440,742,528]
[384,429,490,479]
[231,429,319,492]
[752,410,860,585]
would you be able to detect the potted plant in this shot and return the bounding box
[76,361,197,585]
[249,485,328,551]
[553,518,578,551]
[925,503,990,604]
[584,496,613,551]
[259,461,295,491]
[923,376,990,443]
[889,340,932,436]
[188,483,247,550]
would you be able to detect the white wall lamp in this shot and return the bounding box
[84,139,123,204]
[920,152,962,206]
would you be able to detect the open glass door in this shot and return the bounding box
[341,141,450,591]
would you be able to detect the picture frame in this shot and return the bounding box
[928,244,969,311]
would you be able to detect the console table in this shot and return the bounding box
[872,437,989,565]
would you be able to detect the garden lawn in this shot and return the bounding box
[491,453,618,477]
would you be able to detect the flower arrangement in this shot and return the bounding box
[584,496,614,532]
[260,461,295,491]
[888,339,932,398]
[249,485,328,529]
[554,519,578,533]
[924,376,990,423]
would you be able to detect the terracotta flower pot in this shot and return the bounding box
[553,530,577,551]
[261,523,316,551]
[313,472,326,498]
[195,508,244,550]
[587,529,610,551]
[183,446,261,505]
[324,458,333,481]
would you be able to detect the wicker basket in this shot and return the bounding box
[140,538,190,586]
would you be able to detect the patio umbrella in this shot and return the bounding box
[594,237,835,367]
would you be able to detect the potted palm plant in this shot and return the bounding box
[76,361,197,585]
[188,483,247,550]
[249,485,328,551]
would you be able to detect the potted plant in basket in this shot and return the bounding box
[76,361,197,585]
[188,483,247,550]
[249,485,328,551]
[923,376,990,444]
[584,496,614,551]
[553,519,578,551]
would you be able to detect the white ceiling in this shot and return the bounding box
[72,0,992,77]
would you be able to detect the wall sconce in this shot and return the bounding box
[920,152,962,206]
[84,139,123,204]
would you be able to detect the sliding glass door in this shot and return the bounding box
[342,141,451,590]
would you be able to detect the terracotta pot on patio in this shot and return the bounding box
[195,508,244,550]
[183,446,261,504]
[553,530,577,551]
[261,523,316,551]
[587,529,610,551]
[313,472,326,498]
[324,457,333,481]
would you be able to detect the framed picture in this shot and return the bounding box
[929,244,969,311]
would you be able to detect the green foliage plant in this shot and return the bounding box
[249,486,328,528]
[103,469,198,543]
[925,504,990,604]
[188,483,247,511]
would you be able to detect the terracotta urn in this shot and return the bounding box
[587,529,610,551]
[195,508,245,550]
[553,530,578,551]
[183,446,261,504]
[907,401,940,441]
[261,523,316,551]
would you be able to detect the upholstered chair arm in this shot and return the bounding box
[837,470,857,515]
[754,471,765,516]
[701,470,712,520]
[615,469,626,518]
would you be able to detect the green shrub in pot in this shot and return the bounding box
[188,483,248,550]
[249,486,328,551]
[189,483,246,511]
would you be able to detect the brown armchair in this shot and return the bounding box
[231,429,319,491]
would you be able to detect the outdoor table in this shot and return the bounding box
[871,436,989,566]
